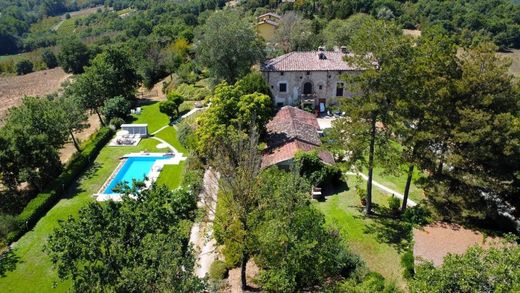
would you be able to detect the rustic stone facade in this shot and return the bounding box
[261,50,362,109]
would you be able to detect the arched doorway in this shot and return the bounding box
[303,82,313,95]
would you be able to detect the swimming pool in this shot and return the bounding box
[103,156,169,194]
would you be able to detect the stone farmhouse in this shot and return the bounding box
[262,106,334,168]
[261,48,362,113]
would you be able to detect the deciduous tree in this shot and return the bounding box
[195,10,264,83]
[46,185,205,292]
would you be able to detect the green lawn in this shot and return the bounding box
[316,182,411,290]
[368,165,425,203]
[0,104,186,292]
[131,102,170,133]
[154,126,187,154]
[156,161,185,190]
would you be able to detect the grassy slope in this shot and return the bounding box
[315,183,409,289]
[131,102,170,133]
[0,105,185,292]
[154,126,187,154]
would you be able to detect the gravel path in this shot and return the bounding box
[190,169,219,278]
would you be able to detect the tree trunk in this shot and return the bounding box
[365,111,377,215]
[240,250,249,291]
[94,108,105,126]
[70,130,81,152]
[401,164,414,212]
[436,142,447,176]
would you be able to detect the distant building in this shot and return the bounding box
[256,13,280,42]
[262,106,334,168]
[261,48,362,112]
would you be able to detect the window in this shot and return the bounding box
[336,82,344,96]
[280,72,284,76]
[276,102,284,108]
[279,83,287,93]
[318,85,323,90]
[306,71,310,75]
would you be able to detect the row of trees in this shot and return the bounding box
[331,19,520,230]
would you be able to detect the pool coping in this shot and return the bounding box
[93,152,186,202]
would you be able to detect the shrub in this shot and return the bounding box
[401,250,415,279]
[294,151,342,187]
[388,196,401,212]
[15,59,33,75]
[102,96,131,121]
[357,187,367,204]
[177,122,196,149]
[109,117,125,129]
[159,100,177,118]
[209,260,228,280]
[403,204,432,226]
[7,127,114,243]
[41,49,58,69]
[0,213,19,243]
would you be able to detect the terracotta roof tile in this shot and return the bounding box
[262,106,334,168]
[261,51,360,72]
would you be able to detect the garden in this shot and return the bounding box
[0,102,188,292]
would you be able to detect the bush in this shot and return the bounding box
[403,204,432,226]
[15,59,33,75]
[294,151,342,187]
[0,213,19,243]
[109,117,125,129]
[7,127,114,243]
[388,196,401,212]
[41,49,58,69]
[401,250,415,279]
[177,122,197,150]
[209,260,228,280]
[102,96,131,121]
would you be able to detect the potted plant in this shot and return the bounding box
[357,187,367,206]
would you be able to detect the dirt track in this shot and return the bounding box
[0,67,70,119]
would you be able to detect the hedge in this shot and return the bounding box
[7,127,114,243]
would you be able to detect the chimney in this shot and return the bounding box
[340,46,348,54]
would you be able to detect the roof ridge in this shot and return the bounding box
[269,52,294,67]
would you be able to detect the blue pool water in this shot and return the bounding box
[103,156,167,194]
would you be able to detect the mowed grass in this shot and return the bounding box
[364,165,425,203]
[154,126,187,154]
[131,102,170,133]
[315,186,408,290]
[156,161,185,190]
[0,104,185,292]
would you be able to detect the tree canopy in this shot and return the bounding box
[195,10,265,82]
[46,185,205,292]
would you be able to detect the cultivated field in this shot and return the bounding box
[0,67,70,119]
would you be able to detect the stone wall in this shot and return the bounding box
[262,70,360,107]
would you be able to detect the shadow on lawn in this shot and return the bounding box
[0,250,20,278]
[362,205,413,253]
[316,180,349,202]
[61,162,100,199]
